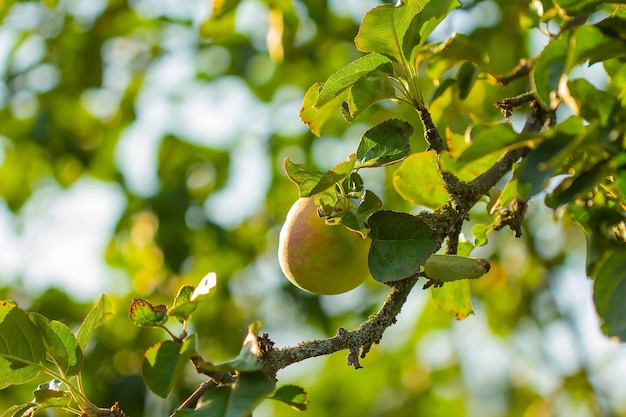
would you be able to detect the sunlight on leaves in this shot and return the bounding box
[129,299,169,328]
[431,280,473,320]
[284,155,356,197]
[393,151,448,208]
[355,119,413,168]
[0,301,46,389]
[191,272,218,301]
[315,53,392,107]
[76,295,114,351]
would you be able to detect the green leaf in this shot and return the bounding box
[492,178,521,215]
[355,0,458,62]
[595,15,626,41]
[341,73,397,123]
[143,334,196,398]
[355,119,413,168]
[225,371,275,417]
[283,155,356,197]
[532,25,626,109]
[568,205,625,276]
[169,273,218,321]
[424,33,492,86]
[545,160,611,209]
[429,78,456,104]
[554,0,626,16]
[129,298,169,328]
[269,385,309,411]
[300,82,349,136]
[566,25,626,72]
[471,223,490,247]
[0,301,46,389]
[169,286,196,321]
[368,211,438,282]
[562,78,617,125]
[393,151,448,208]
[404,0,460,60]
[355,1,423,62]
[76,294,114,351]
[456,123,537,167]
[423,255,490,282]
[335,190,383,237]
[176,372,274,417]
[29,313,83,377]
[227,321,263,373]
[531,32,568,108]
[190,386,232,416]
[593,245,626,341]
[315,53,392,107]
[456,61,478,100]
[430,280,473,320]
[427,33,490,69]
[517,128,577,198]
[195,322,263,374]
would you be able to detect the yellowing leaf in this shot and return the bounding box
[430,280,473,320]
[393,151,448,208]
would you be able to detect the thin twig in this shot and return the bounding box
[494,91,536,119]
[171,380,219,415]
[495,58,535,86]
[469,101,548,196]
[416,104,445,153]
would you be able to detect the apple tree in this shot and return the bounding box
[0,0,625,416]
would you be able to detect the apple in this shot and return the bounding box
[278,197,372,295]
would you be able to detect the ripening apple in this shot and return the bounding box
[278,197,372,295]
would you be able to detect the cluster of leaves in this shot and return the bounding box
[0,296,113,417]
[292,0,626,325]
[289,0,462,290]
[127,273,307,416]
[0,274,307,416]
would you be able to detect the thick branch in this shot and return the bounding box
[260,276,418,380]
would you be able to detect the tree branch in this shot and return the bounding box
[469,100,548,196]
[495,58,535,86]
[258,82,549,384]
[416,103,445,153]
[260,276,419,380]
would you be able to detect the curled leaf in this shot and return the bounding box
[423,254,490,282]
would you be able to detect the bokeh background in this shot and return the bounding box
[1,0,625,416]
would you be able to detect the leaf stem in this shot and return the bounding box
[171,379,219,415]
[42,368,98,412]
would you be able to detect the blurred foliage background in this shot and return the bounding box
[0,0,625,416]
